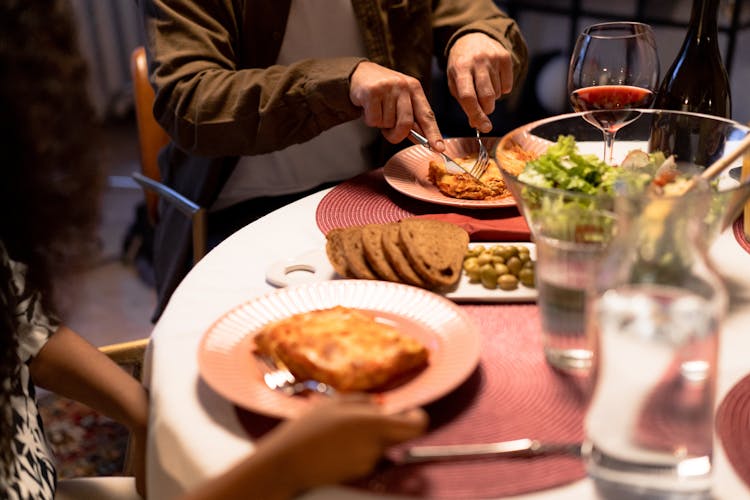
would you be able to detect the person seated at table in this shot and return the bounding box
[137,0,529,320]
[0,1,149,497]
[1,2,427,498]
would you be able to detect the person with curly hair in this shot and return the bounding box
[1,2,428,498]
[0,0,149,497]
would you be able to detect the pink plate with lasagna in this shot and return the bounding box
[198,280,481,419]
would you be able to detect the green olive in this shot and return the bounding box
[491,255,506,265]
[497,273,519,290]
[506,256,522,275]
[493,263,509,276]
[496,247,511,260]
[463,256,479,271]
[466,268,481,282]
[519,267,535,287]
[479,264,499,289]
[491,245,506,256]
[518,252,531,264]
[476,253,493,266]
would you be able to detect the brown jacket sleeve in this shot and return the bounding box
[140,0,366,157]
[139,0,527,158]
[432,0,528,95]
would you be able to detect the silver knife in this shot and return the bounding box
[401,438,582,464]
[408,129,475,178]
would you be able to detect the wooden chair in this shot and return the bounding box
[130,46,207,264]
[52,340,150,499]
[99,337,149,381]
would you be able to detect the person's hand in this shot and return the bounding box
[262,394,428,494]
[447,32,515,133]
[350,61,444,151]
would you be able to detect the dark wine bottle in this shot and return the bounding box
[650,0,731,166]
[654,0,731,118]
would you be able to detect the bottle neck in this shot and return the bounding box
[688,0,720,42]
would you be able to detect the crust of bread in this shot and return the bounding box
[254,306,429,392]
[339,226,377,279]
[325,227,352,278]
[361,223,400,282]
[399,218,469,289]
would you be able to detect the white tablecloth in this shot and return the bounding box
[144,187,750,499]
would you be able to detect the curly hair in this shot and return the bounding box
[0,0,104,477]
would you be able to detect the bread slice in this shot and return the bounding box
[381,223,426,287]
[325,227,352,278]
[338,226,377,280]
[399,218,469,289]
[361,224,400,282]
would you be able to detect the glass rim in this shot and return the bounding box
[494,108,750,201]
[581,21,655,39]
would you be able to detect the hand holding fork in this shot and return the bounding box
[408,129,489,182]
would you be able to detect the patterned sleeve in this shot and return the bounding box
[1,246,59,363]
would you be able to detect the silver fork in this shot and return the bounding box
[470,129,490,179]
[408,129,485,184]
[254,352,336,397]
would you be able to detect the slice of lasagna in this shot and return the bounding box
[254,306,429,392]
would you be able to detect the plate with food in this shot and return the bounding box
[198,280,481,419]
[383,137,532,208]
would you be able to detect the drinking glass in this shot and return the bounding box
[567,22,660,163]
[495,109,750,498]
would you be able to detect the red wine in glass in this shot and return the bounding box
[571,85,654,131]
[568,22,659,163]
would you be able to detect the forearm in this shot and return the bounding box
[29,325,148,434]
[141,0,364,157]
[180,442,298,500]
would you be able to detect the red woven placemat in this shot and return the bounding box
[733,217,750,255]
[716,373,750,489]
[235,304,589,498]
[315,169,528,239]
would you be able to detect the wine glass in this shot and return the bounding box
[567,22,660,163]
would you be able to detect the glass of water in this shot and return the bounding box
[584,186,728,499]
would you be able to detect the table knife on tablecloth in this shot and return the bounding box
[401,438,582,464]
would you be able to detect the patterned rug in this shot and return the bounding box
[36,392,130,479]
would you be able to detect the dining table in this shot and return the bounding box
[142,164,750,499]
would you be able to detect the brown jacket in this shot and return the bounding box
[138,0,528,319]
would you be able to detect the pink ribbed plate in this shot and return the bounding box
[383,137,515,209]
[198,280,480,419]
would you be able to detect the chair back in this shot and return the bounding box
[130,46,170,224]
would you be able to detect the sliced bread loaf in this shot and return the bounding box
[381,223,426,287]
[399,218,469,289]
[361,224,401,282]
[325,227,352,278]
[338,226,377,280]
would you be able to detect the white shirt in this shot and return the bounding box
[213,0,378,211]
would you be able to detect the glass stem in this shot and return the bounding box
[602,130,616,164]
